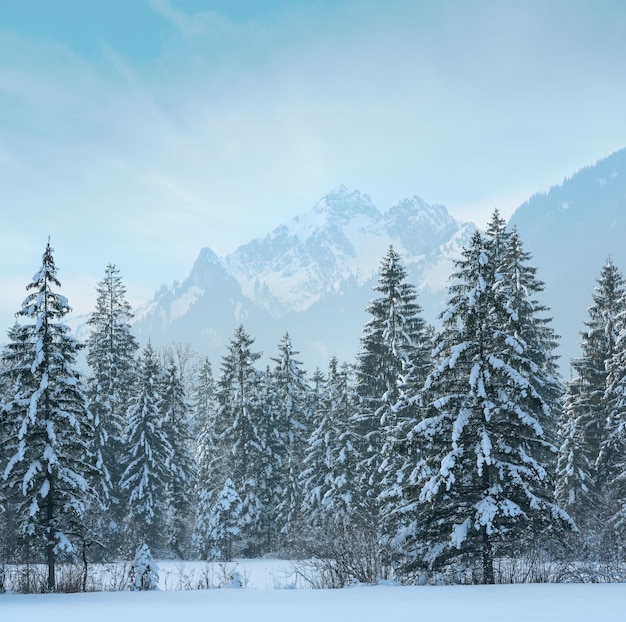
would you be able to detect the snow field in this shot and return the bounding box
[3,581,626,622]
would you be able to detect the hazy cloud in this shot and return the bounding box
[1,0,626,328]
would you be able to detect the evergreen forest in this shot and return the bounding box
[2,212,626,590]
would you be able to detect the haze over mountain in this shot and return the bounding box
[133,187,475,369]
[509,147,626,371]
[132,148,626,374]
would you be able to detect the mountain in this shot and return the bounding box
[133,186,475,369]
[133,149,626,373]
[509,147,626,371]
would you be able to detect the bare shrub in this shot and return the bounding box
[5,563,48,593]
[295,521,392,588]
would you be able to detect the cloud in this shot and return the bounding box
[152,0,227,38]
[1,0,626,331]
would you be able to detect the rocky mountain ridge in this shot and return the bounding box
[133,186,475,368]
[133,147,626,372]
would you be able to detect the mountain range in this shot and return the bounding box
[133,186,475,369]
[133,148,626,374]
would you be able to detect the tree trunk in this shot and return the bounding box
[47,494,56,592]
[82,538,88,592]
[481,525,494,584]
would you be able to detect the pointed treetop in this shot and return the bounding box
[19,239,70,321]
[485,209,506,236]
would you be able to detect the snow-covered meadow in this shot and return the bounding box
[4,580,626,622]
[3,559,626,622]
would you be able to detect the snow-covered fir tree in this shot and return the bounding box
[194,477,242,561]
[598,281,626,535]
[1,241,100,591]
[555,380,593,516]
[300,365,329,530]
[214,325,266,556]
[301,358,362,535]
[85,263,139,551]
[577,259,625,469]
[130,543,159,591]
[0,346,14,549]
[160,356,196,557]
[120,343,172,554]
[271,333,310,549]
[188,356,216,439]
[354,246,432,537]
[557,259,625,525]
[323,361,362,524]
[253,365,284,554]
[496,225,564,451]
[190,357,218,499]
[192,358,230,559]
[298,365,327,532]
[576,261,626,473]
[407,224,570,584]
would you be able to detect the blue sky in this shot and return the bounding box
[1,0,626,327]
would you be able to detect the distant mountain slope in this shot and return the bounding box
[133,186,475,369]
[133,149,626,372]
[509,148,626,371]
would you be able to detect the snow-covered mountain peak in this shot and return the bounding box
[313,185,378,218]
[386,195,455,227]
[288,186,381,241]
[187,246,227,288]
[195,246,221,264]
[384,196,459,255]
[134,186,475,368]
[218,188,471,319]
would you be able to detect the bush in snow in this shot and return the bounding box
[130,544,159,591]
[224,570,243,588]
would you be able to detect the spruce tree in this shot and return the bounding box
[214,325,265,555]
[599,290,626,534]
[496,226,564,451]
[1,241,99,591]
[555,380,593,514]
[354,246,432,534]
[195,478,242,561]
[189,357,216,439]
[192,359,225,558]
[130,543,159,590]
[301,358,361,531]
[254,365,283,553]
[574,261,625,480]
[85,263,139,543]
[160,356,196,557]
[300,365,330,530]
[319,360,361,525]
[412,226,570,584]
[557,259,625,525]
[120,343,171,554]
[271,333,310,548]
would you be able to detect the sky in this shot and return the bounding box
[1,0,626,328]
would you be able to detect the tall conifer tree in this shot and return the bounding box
[160,356,196,557]
[272,333,310,546]
[1,241,99,591]
[120,343,171,553]
[557,259,625,524]
[411,223,569,584]
[573,261,626,480]
[85,263,138,540]
[355,246,431,527]
[214,325,265,555]
[599,283,626,533]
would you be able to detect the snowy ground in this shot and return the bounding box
[3,559,626,622]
